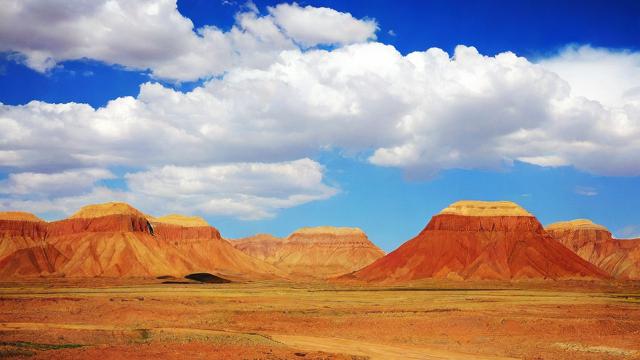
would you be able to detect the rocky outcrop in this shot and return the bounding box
[547,219,640,279]
[232,226,385,279]
[344,201,608,282]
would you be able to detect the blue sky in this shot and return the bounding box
[0,1,639,251]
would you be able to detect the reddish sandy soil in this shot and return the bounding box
[0,279,639,359]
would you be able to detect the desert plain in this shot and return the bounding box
[1,201,640,359]
[1,279,639,359]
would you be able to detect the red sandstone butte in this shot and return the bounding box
[547,219,640,279]
[345,201,608,282]
[0,203,282,280]
[0,211,48,261]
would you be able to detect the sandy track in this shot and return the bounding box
[0,322,516,360]
[270,334,517,360]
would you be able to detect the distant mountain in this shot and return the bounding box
[232,226,385,279]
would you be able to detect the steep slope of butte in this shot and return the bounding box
[345,201,607,282]
[547,219,640,279]
[233,227,385,278]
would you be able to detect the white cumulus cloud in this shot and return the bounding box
[0,159,337,220]
[538,45,640,107]
[1,43,639,178]
[0,3,638,219]
[268,3,377,47]
[0,0,377,81]
[0,168,114,197]
[125,158,338,219]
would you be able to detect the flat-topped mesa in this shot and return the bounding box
[287,226,375,247]
[439,200,532,217]
[546,219,640,279]
[292,226,365,236]
[0,211,45,222]
[47,202,152,236]
[151,214,222,243]
[547,219,609,232]
[152,214,210,227]
[428,200,542,233]
[345,200,607,282]
[0,211,47,237]
[546,219,612,248]
[70,202,146,219]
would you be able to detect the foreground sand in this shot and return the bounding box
[0,280,639,359]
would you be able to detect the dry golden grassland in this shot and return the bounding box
[0,280,639,359]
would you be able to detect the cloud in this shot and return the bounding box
[538,45,640,107]
[0,0,233,80]
[124,158,338,219]
[0,0,377,81]
[1,43,639,179]
[574,186,598,196]
[0,3,639,219]
[0,159,337,220]
[0,168,114,197]
[268,3,377,47]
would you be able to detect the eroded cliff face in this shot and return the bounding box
[0,220,47,249]
[0,212,48,262]
[546,219,640,279]
[232,226,385,279]
[46,215,152,236]
[345,201,608,283]
[0,204,282,280]
[151,214,222,244]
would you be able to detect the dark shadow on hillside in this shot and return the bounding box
[185,273,231,283]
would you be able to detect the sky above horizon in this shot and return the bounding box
[0,0,639,251]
